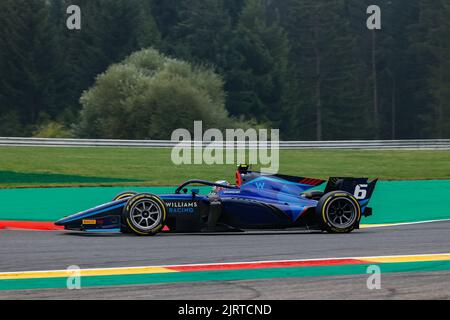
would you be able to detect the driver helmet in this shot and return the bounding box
[212,180,230,193]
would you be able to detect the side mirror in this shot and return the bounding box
[191,188,200,196]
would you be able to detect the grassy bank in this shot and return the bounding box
[0,147,449,188]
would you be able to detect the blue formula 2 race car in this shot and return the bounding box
[55,165,377,235]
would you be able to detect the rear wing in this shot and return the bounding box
[324,177,378,212]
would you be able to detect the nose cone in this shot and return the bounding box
[54,217,66,226]
[53,199,126,227]
[54,213,80,226]
[54,206,98,227]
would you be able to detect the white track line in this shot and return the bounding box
[361,218,450,228]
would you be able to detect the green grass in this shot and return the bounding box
[0,147,449,188]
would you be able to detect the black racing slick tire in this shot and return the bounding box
[122,193,167,236]
[113,191,137,201]
[114,191,138,233]
[315,191,361,233]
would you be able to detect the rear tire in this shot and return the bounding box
[122,193,167,236]
[315,191,361,233]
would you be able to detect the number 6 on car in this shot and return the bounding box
[354,184,368,199]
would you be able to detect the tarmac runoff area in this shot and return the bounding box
[0,220,450,299]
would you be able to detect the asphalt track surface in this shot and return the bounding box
[1,221,450,299]
[3,272,450,299]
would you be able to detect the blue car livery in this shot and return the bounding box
[55,165,377,235]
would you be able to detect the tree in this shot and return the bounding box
[285,0,371,140]
[225,0,290,127]
[151,0,181,40]
[77,49,241,139]
[0,0,162,136]
[166,0,233,70]
[55,0,161,120]
[350,0,422,139]
[409,0,450,138]
[0,0,449,139]
[0,0,58,135]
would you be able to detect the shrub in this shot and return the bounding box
[76,48,241,139]
[33,121,74,138]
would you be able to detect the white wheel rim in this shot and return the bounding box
[326,198,357,229]
[130,199,162,231]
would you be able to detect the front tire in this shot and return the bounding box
[122,193,167,236]
[114,191,138,233]
[113,191,137,201]
[315,191,361,233]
